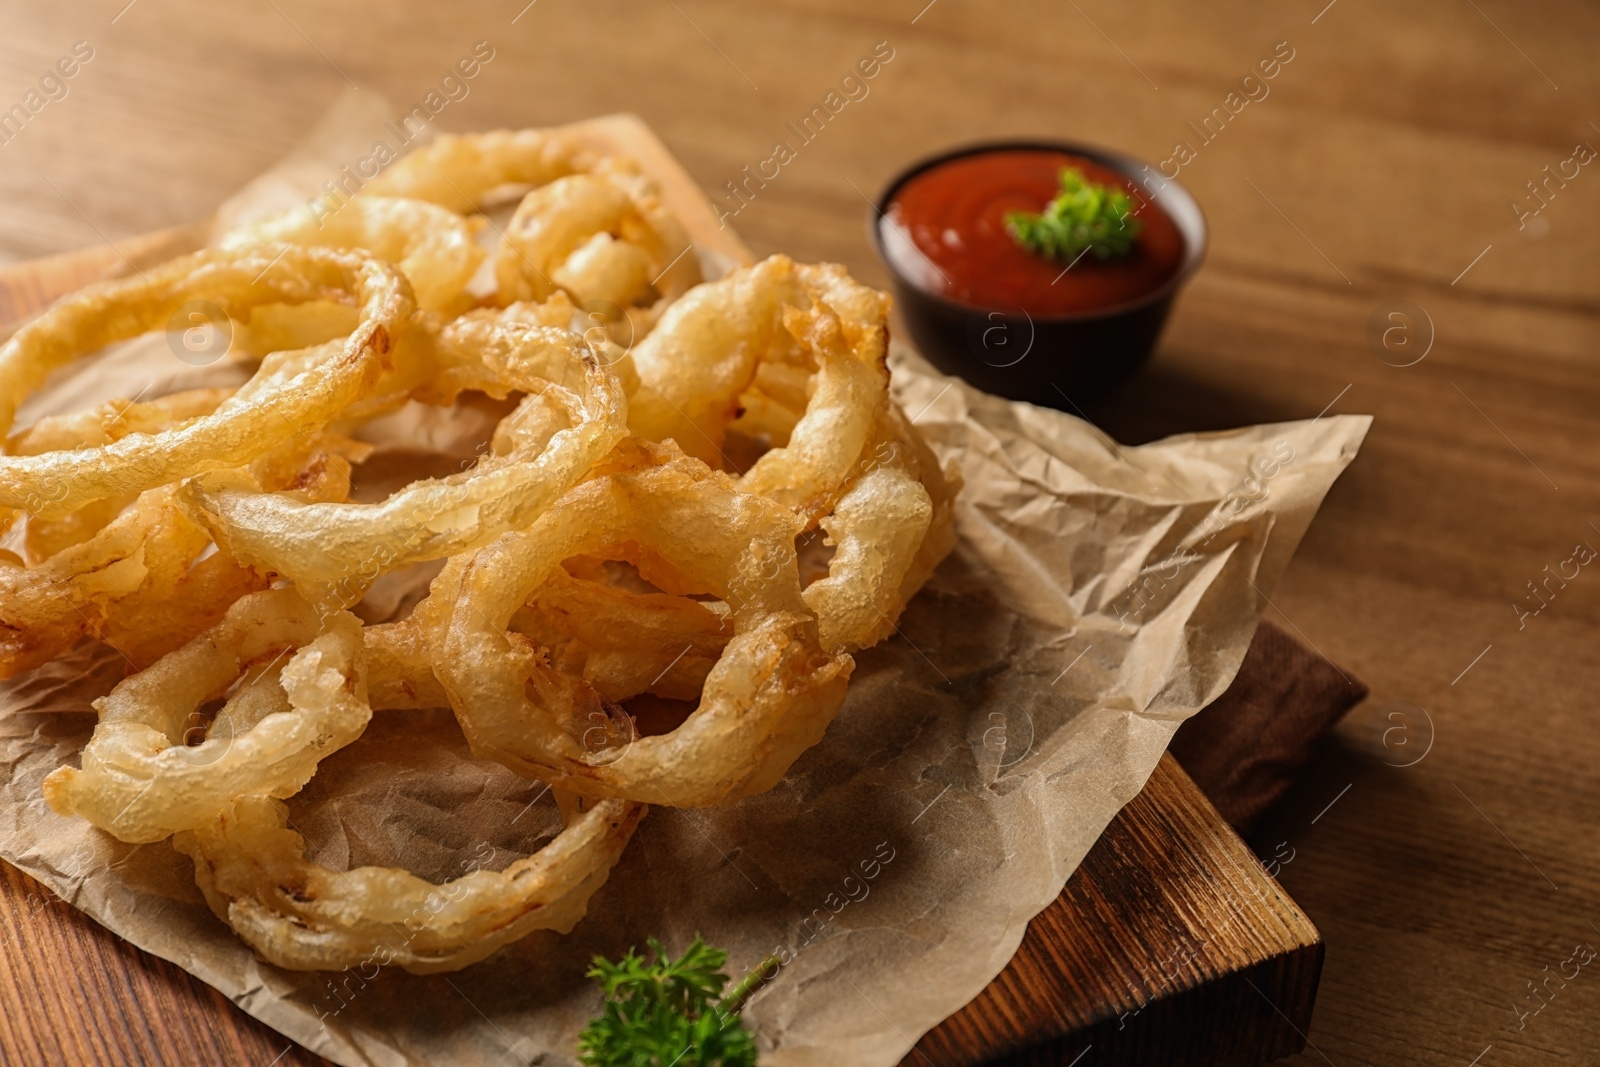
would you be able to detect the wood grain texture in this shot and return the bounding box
[0,860,323,1067]
[908,756,1322,1067]
[0,0,1594,1064]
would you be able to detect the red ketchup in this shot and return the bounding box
[880,150,1186,316]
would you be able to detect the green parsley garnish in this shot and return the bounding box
[578,936,773,1066]
[1004,167,1141,262]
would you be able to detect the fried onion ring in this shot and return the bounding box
[363,128,593,212]
[875,401,962,616]
[42,589,369,843]
[510,567,731,703]
[179,310,629,612]
[9,169,963,977]
[10,387,234,562]
[624,254,958,650]
[801,463,932,652]
[785,402,959,652]
[0,246,413,517]
[0,430,363,679]
[625,257,890,491]
[175,789,643,973]
[735,262,892,523]
[625,256,799,466]
[222,197,484,312]
[430,441,852,806]
[494,161,701,329]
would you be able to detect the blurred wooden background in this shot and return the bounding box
[0,1,1598,1064]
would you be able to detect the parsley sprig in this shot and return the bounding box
[578,936,773,1067]
[1005,167,1142,262]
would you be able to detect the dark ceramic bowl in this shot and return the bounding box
[870,139,1207,408]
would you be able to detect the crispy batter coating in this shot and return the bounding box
[19,129,961,974]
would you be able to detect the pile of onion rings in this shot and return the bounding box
[9,128,959,973]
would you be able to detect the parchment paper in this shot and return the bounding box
[0,99,1371,1067]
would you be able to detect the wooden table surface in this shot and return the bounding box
[0,2,1596,1065]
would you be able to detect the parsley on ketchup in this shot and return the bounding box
[880,149,1186,316]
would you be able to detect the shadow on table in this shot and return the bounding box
[1078,358,1306,446]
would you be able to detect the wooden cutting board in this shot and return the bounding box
[0,114,1320,1067]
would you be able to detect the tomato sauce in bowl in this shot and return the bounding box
[870,140,1207,406]
[879,149,1186,317]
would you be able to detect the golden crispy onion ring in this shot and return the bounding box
[724,358,812,450]
[8,387,234,458]
[794,403,959,652]
[629,254,957,651]
[42,589,369,843]
[802,463,931,652]
[626,256,887,484]
[364,617,450,711]
[222,197,484,312]
[735,262,892,523]
[0,429,363,679]
[625,256,798,466]
[495,162,701,319]
[0,246,413,517]
[512,416,956,665]
[429,441,852,806]
[175,789,644,973]
[876,402,961,616]
[10,387,234,562]
[179,311,629,612]
[511,567,731,703]
[364,128,592,212]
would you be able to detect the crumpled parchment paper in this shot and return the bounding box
[0,96,1370,1067]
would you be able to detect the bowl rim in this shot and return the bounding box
[869,137,1209,324]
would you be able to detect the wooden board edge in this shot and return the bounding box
[908,755,1323,1065]
[980,945,1325,1066]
